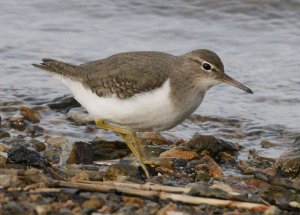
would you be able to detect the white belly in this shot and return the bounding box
[53,76,187,131]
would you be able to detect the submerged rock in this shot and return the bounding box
[67,107,94,125]
[47,96,80,112]
[44,148,62,163]
[33,141,46,152]
[0,143,9,152]
[0,130,10,138]
[260,140,278,148]
[275,149,300,176]
[20,106,40,123]
[9,118,27,131]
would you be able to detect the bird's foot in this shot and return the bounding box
[95,119,150,178]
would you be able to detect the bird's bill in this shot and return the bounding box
[220,73,253,94]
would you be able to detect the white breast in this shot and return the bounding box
[52,75,183,131]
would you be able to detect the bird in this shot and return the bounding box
[33,49,253,177]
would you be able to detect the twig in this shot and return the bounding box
[159,192,269,211]
[53,180,270,211]
[74,180,190,194]
[29,188,62,193]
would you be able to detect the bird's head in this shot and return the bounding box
[183,49,253,94]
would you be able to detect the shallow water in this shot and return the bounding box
[1,0,300,159]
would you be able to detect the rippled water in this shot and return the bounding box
[1,0,300,159]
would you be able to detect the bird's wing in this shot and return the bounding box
[81,52,173,99]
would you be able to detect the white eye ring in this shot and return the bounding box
[202,62,212,71]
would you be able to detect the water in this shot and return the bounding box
[1,0,300,159]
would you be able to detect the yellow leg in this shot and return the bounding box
[95,119,149,178]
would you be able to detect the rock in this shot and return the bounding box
[122,196,144,207]
[34,141,46,152]
[59,165,104,181]
[27,125,45,137]
[48,96,80,112]
[35,205,53,215]
[67,142,93,164]
[0,154,7,164]
[58,208,73,215]
[0,143,9,152]
[141,132,174,145]
[275,149,300,176]
[82,199,104,209]
[103,164,139,181]
[195,170,211,182]
[91,139,130,160]
[144,144,168,158]
[219,152,236,164]
[196,155,223,179]
[44,148,61,163]
[20,106,40,123]
[0,130,10,138]
[46,136,68,148]
[293,136,300,146]
[3,201,26,215]
[210,182,235,193]
[0,175,23,188]
[189,184,234,200]
[71,170,89,181]
[157,202,177,215]
[160,148,198,160]
[258,186,300,210]
[223,177,260,194]
[7,145,49,168]
[9,118,27,131]
[179,135,238,160]
[243,178,271,190]
[260,140,278,148]
[67,107,94,125]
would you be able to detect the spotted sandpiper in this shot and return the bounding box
[33,49,253,177]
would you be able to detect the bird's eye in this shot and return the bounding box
[202,63,212,71]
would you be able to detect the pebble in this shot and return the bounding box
[160,148,198,160]
[82,199,104,209]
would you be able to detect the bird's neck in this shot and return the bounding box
[169,72,207,112]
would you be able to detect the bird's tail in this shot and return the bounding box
[32,59,85,80]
